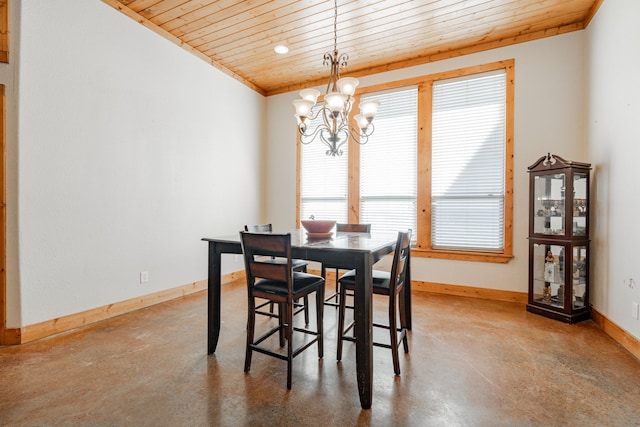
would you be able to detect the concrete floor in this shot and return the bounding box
[2,279,640,426]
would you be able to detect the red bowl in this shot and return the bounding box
[301,220,336,234]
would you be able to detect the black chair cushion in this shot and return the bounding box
[254,272,324,295]
[338,269,391,292]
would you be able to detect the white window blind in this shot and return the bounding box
[360,88,418,234]
[431,70,506,251]
[300,104,348,222]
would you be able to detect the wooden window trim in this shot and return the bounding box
[0,1,8,63]
[297,59,514,263]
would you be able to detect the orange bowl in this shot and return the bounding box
[301,220,336,234]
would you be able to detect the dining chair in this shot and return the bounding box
[321,223,371,308]
[244,224,310,324]
[336,230,411,375]
[240,231,325,389]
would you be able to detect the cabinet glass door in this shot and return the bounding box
[533,174,565,235]
[572,245,587,309]
[573,173,588,237]
[532,243,565,309]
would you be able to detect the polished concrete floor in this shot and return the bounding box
[2,279,640,426]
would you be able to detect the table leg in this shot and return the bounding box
[208,241,222,354]
[353,254,373,409]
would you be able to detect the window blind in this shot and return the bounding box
[431,71,506,251]
[300,104,349,222]
[360,87,418,234]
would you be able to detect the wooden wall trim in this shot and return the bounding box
[0,0,8,63]
[2,272,241,345]
[267,22,584,96]
[6,268,639,364]
[413,280,528,304]
[591,308,640,361]
[0,84,5,345]
[584,0,604,27]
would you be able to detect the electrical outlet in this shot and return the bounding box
[140,271,149,283]
[632,302,639,320]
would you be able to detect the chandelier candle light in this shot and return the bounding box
[292,0,380,157]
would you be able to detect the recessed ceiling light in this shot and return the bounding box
[274,45,289,54]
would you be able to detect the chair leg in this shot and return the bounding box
[336,284,348,361]
[399,288,409,354]
[316,285,324,358]
[278,302,286,347]
[303,296,310,325]
[245,297,256,373]
[389,297,400,375]
[286,300,294,390]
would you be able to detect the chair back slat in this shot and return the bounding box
[244,223,273,232]
[336,223,371,233]
[249,262,290,283]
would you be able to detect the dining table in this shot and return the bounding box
[202,229,411,409]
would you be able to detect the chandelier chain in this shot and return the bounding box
[333,0,338,54]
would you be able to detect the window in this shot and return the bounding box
[299,105,349,223]
[359,88,418,234]
[431,71,506,252]
[298,60,514,263]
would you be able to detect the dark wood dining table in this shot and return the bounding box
[202,229,411,409]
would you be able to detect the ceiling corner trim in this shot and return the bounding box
[584,0,605,27]
[100,0,266,96]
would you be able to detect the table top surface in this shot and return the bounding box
[203,229,400,253]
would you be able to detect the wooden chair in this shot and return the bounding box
[321,223,371,308]
[336,230,411,375]
[240,231,325,389]
[244,224,310,324]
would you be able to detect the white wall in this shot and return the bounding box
[266,32,586,293]
[586,0,640,339]
[5,0,263,327]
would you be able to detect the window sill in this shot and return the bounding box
[411,248,513,263]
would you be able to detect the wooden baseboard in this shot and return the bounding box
[2,272,237,345]
[591,308,640,361]
[5,271,639,362]
[413,280,529,304]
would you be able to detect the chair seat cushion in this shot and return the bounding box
[255,272,324,295]
[338,269,391,292]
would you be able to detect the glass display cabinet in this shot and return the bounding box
[527,153,591,323]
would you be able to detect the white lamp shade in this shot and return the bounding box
[359,100,380,119]
[336,77,359,96]
[293,99,315,117]
[354,114,370,129]
[325,92,348,113]
[299,88,321,104]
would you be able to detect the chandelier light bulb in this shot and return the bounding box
[359,100,380,120]
[299,88,321,104]
[293,99,315,118]
[336,77,359,96]
[325,92,348,113]
[354,114,369,130]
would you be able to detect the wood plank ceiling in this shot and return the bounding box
[104,0,601,96]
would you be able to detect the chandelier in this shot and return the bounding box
[292,0,380,157]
